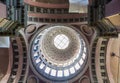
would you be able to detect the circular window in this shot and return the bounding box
[29,25,88,82]
[54,34,69,49]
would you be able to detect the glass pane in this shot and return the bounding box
[70,67,75,74]
[79,58,84,65]
[45,66,51,74]
[64,69,69,77]
[34,46,38,51]
[39,63,45,69]
[50,69,56,76]
[35,58,41,63]
[34,52,38,57]
[57,70,63,77]
[84,47,86,53]
[75,63,81,70]
[82,53,86,59]
[34,39,39,44]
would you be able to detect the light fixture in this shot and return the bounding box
[111,52,120,58]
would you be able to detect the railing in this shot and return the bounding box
[91,37,110,83]
[8,36,28,83]
[35,0,68,4]
[28,16,87,23]
[8,38,19,83]
[27,5,69,14]
[18,37,27,83]
[99,38,109,83]
[91,38,98,83]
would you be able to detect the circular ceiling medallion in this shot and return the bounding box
[29,25,88,82]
